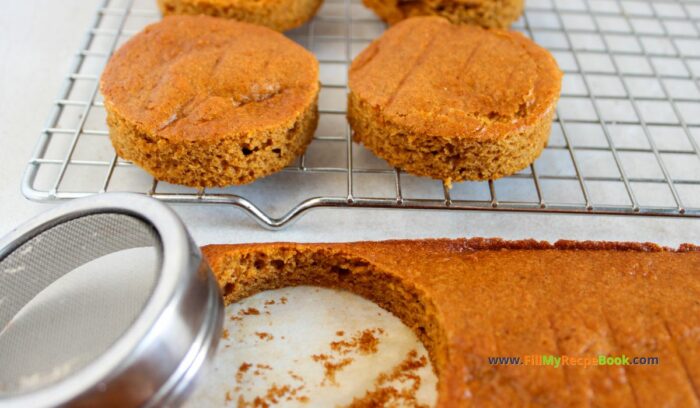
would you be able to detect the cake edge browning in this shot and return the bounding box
[204,237,700,258]
[362,0,524,29]
[348,91,556,184]
[105,96,319,187]
[156,0,324,32]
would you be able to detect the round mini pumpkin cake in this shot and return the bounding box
[348,17,562,185]
[156,0,322,32]
[363,0,523,28]
[100,15,319,187]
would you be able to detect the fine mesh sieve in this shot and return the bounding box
[0,194,223,408]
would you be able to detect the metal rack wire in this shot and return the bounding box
[22,0,700,229]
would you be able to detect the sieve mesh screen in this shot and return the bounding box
[0,213,161,395]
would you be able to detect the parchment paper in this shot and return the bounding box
[184,286,438,407]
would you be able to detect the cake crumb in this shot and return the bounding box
[236,362,252,384]
[279,297,288,304]
[288,370,304,382]
[239,307,260,316]
[336,330,345,336]
[222,329,230,340]
[255,332,274,341]
[311,353,328,362]
[225,391,232,403]
[264,300,276,306]
[252,363,273,377]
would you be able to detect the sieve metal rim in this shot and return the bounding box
[0,193,223,407]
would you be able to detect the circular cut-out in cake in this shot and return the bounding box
[203,238,700,407]
[100,15,319,188]
[348,17,562,185]
[185,286,437,406]
[156,0,323,32]
[362,0,524,28]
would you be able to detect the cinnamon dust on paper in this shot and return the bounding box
[235,378,308,407]
[312,354,354,385]
[347,349,429,408]
[229,306,262,321]
[239,307,260,316]
[232,361,309,406]
[254,332,274,341]
[236,384,290,407]
[253,363,273,376]
[312,328,385,385]
[331,328,384,355]
[235,362,253,385]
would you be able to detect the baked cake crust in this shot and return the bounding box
[348,17,562,185]
[204,238,700,407]
[156,0,323,32]
[363,0,524,28]
[100,15,319,187]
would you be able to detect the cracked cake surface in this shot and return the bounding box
[100,15,319,187]
[348,17,562,184]
[204,238,700,407]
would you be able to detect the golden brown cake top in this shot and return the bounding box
[100,15,319,141]
[203,238,700,407]
[348,17,562,140]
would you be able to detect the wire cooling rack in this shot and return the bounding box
[22,0,700,229]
